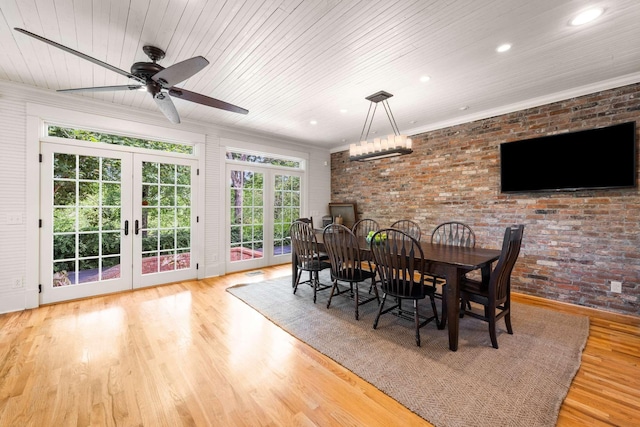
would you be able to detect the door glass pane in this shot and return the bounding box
[51,153,122,286]
[273,174,300,256]
[140,162,192,275]
[229,169,264,262]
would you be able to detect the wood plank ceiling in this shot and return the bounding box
[1,0,639,148]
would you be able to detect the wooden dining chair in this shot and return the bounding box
[323,223,379,320]
[429,221,476,299]
[431,221,476,247]
[295,215,327,261]
[459,224,525,349]
[369,228,439,346]
[289,220,331,303]
[352,218,380,277]
[390,219,422,240]
[295,217,314,226]
[352,218,379,237]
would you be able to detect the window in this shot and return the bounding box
[47,125,193,154]
[226,151,302,169]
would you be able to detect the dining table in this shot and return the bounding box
[291,230,502,351]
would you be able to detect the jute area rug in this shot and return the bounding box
[227,271,589,427]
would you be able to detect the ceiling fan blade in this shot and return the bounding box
[14,28,146,85]
[154,92,180,124]
[169,87,249,115]
[152,56,209,88]
[58,85,143,93]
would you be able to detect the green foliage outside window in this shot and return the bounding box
[51,156,191,275]
[48,125,193,154]
[226,152,300,168]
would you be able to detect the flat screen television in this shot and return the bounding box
[500,121,637,193]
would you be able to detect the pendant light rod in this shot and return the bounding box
[381,99,401,136]
[359,101,377,142]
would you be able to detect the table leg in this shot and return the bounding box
[442,265,461,351]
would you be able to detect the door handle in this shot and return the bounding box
[124,220,129,236]
[135,220,140,235]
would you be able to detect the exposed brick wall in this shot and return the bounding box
[331,83,640,316]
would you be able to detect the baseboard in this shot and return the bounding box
[512,292,640,327]
[0,291,26,314]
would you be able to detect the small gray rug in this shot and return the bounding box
[227,272,589,427]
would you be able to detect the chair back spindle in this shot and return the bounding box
[351,218,380,275]
[431,221,475,247]
[390,219,422,241]
[371,229,426,299]
[352,218,380,238]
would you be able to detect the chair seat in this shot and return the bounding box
[334,267,376,283]
[385,280,434,299]
[460,277,486,295]
[300,259,331,272]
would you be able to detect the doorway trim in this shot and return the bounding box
[26,103,206,308]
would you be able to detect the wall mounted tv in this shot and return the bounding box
[500,121,637,193]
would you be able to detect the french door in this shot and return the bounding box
[40,143,198,303]
[226,164,303,273]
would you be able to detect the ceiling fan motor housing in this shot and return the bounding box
[131,62,165,81]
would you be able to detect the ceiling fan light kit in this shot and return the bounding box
[349,90,413,161]
[14,28,248,124]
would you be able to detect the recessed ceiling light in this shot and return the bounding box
[339,109,348,113]
[310,120,317,125]
[420,75,431,83]
[496,43,511,53]
[570,7,604,26]
[459,106,469,111]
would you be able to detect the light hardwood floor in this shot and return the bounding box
[0,264,638,426]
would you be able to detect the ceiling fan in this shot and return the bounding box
[14,28,249,124]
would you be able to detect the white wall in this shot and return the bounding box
[0,80,331,313]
